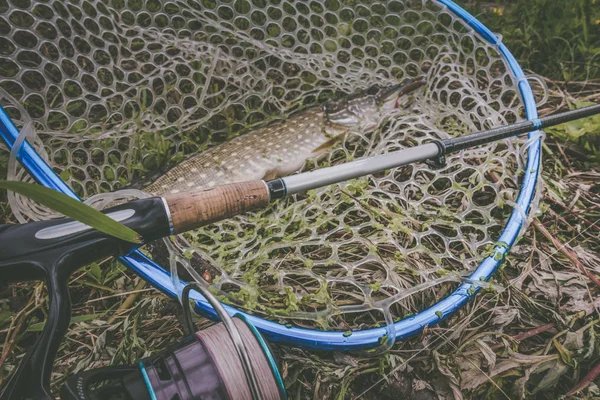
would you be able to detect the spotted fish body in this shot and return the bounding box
[145,79,425,196]
[146,109,346,195]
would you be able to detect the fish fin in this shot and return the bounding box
[262,170,280,180]
[311,130,348,154]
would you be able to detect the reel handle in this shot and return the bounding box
[0,258,73,400]
[61,366,146,400]
[0,197,171,400]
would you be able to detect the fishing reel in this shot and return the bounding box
[0,198,285,400]
[60,284,286,400]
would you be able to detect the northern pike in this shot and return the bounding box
[145,79,425,195]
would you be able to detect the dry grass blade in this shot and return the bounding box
[566,360,600,397]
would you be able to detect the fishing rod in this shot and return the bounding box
[164,104,600,235]
[0,104,599,400]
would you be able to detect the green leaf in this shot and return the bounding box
[553,338,574,366]
[87,262,103,283]
[28,313,100,332]
[0,181,141,243]
[0,308,15,327]
[59,169,71,181]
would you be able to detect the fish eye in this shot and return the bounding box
[348,104,361,116]
[365,85,382,96]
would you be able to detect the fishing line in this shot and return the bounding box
[181,283,265,400]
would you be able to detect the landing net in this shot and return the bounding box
[0,0,542,349]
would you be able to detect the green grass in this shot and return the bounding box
[0,152,9,223]
[466,0,600,81]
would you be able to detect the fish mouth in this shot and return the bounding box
[378,78,427,108]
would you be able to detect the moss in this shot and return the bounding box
[377,333,389,345]
[283,287,300,312]
[493,251,504,261]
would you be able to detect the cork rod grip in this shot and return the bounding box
[164,180,270,234]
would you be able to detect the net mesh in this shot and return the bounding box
[1,0,537,336]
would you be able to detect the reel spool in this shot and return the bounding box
[61,284,285,400]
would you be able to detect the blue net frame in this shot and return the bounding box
[0,0,541,351]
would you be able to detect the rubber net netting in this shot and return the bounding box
[0,0,539,339]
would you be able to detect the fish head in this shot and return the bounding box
[324,94,378,130]
[324,78,425,131]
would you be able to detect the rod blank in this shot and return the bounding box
[165,104,600,235]
[281,143,440,195]
[444,104,600,153]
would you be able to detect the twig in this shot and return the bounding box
[106,280,147,324]
[546,197,600,231]
[0,295,37,370]
[533,220,600,288]
[553,139,575,173]
[489,323,555,350]
[86,287,153,303]
[545,208,574,232]
[566,360,600,397]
